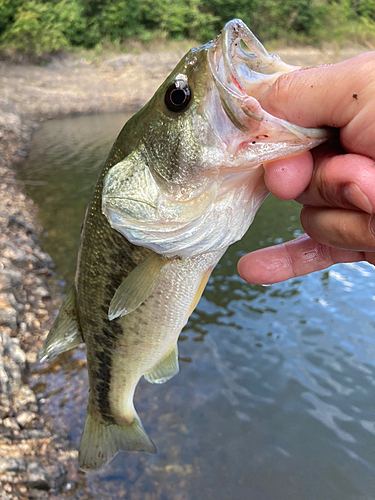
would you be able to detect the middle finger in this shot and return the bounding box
[296,145,375,213]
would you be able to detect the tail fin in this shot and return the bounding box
[78,405,156,472]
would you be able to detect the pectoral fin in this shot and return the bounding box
[144,344,179,384]
[109,252,169,320]
[40,286,83,362]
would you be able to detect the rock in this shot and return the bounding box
[43,462,66,490]
[18,429,50,440]
[5,337,26,368]
[2,418,20,431]
[0,457,26,474]
[15,385,37,406]
[26,462,49,490]
[6,216,26,231]
[24,312,36,328]
[1,242,27,266]
[32,287,50,299]
[0,331,27,395]
[0,302,17,330]
[25,351,37,363]
[0,359,9,396]
[0,270,22,288]
[0,288,18,331]
[16,411,35,428]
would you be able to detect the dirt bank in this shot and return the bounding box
[0,45,366,499]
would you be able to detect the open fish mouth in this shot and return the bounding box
[209,19,298,102]
[208,19,326,142]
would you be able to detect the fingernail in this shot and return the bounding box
[343,183,373,214]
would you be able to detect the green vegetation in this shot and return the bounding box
[1,0,374,57]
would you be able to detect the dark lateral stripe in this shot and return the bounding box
[90,229,135,424]
[80,202,149,424]
[93,317,123,424]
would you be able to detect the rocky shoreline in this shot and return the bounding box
[0,125,70,498]
[0,46,366,498]
[0,105,80,499]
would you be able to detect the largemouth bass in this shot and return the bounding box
[41,20,329,472]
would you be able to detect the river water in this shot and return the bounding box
[18,113,375,499]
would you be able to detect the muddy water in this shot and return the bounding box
[19,113,375,499]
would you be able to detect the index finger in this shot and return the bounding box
[237,234,369,285]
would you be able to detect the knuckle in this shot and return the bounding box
[271,71,299,103]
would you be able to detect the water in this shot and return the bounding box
[19,114,375,499]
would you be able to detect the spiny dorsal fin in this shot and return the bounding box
[108,252,169,320]
[78,405,156,472]
[39,286,83,362]
[144,343,179,384]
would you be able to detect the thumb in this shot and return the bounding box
[259,52,374,130]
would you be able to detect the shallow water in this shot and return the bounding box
[19,114,375,499]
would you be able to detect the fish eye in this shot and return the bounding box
[165,80,191,112]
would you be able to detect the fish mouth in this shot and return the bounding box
[208,19,297,129]
[211,19,298,98]
[208,19,327,144]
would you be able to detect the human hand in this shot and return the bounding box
[238,52,375,284]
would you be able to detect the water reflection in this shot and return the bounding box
[20,114,375,499]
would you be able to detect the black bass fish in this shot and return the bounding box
[41,20,329,471]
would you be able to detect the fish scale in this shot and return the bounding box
[108,251,223,418]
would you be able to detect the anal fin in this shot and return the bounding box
[144,344,179,384]
[109,251,169,320]
[40,286,83,362]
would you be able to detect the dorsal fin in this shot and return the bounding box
[39,285,83,362]
[108,252,169,320]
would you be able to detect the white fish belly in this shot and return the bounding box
[108,249,224,421]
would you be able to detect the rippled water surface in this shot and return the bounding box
[19,114,375,499]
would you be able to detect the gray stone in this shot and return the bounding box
[0,457,26,474]
[0,304,17,330]
[7,340,26,368]
[26,462,50,490]
[32,286,50,298]
[0,270,22,289]
[2,333,26,369]
[18,429,50,440]
[2,418,20,430]
[16,385,37,405]
[44,462,67,490]
[16,411,35,427]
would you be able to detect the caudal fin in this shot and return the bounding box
[78,406,156,472]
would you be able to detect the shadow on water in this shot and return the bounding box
[18,113,375,499]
